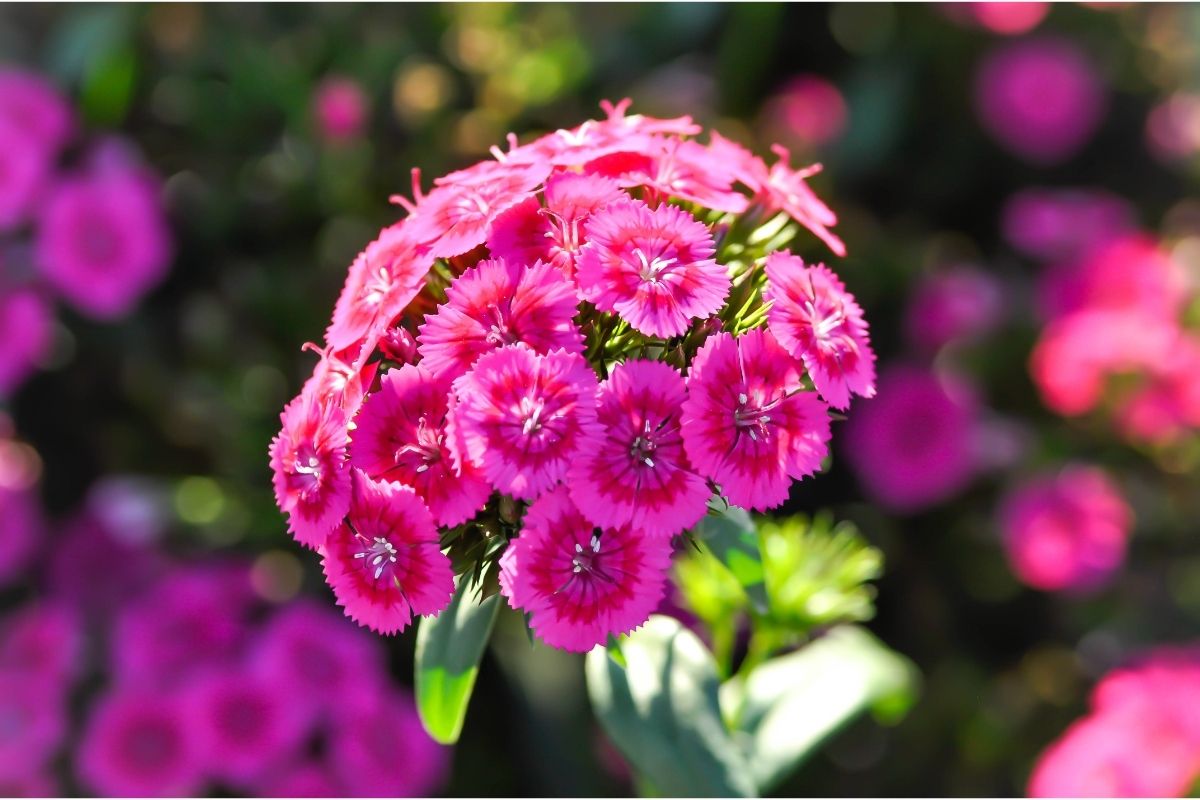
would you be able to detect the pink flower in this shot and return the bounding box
[763,75,848,148]
[34,165,172,319]
[301,342,378,419]
[499,486,673,652]
[255,763,342,798]
[269,391,352,549]
[0,483,40,589]
[327,688,449,797]
[568,359,710,538]
[184,668,310,787]
[0,69,73,155]
[941,2,1049,35]
[398,160,550,259]
[975,38,1106,164]
[760,145,846,257]
[844,365,979,513]
[0,288,52,398]
[0,603,81,688]
[904,266,1005,351]
[576,199,726,338]
[1114,338,1200,445]
[45,512,162,617]
[0,118,55,231]
[351,364,491,527]
[250,600,385,722]
[417,257,583,380]
[587,137,751,214]
[681,329,831,512]
[998,465,1132,592]
[77,690,203,797]
[450,345,601,500]
[326,223,433,351]
[313,75,369,143]
[1001,187,1132,264]
[0,672,65,781]
[486,172,628,280]
[764,252,875,410]
[321,470,454,634]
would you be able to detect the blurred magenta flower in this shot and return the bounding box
[1030,647,1200,796]
[1114,336,1200,445]
[845,365,980,513]
[45,512,163,617]
[78,689,204,797]
[327,688,449,796]
[998,465,1131,592]
[0,672,65,785]
[0,288,53,399]
[1002,187,1133,265]
[974,38,1106,164]
[313,75,370,143]
[34,162,172,320]
[762,75,848,148]
[0,482,41,588]
[904,265,1005,351]
[0,119,56,231]
[941,2,1049,35]
[0,69,72,231]
[255,763,342,798]
[1145,92,1200,163]
[0,603,82,687]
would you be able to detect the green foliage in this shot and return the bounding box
[415,575,501,745]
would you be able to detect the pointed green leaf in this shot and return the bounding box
[415,576,501,744]
[585,615,757,797]
[722,625,919,793]
[695,502,769,613]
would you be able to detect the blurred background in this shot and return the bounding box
[2,2,1200,796]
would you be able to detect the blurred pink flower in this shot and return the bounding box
[763,75,848,148]
[844,365,980,513]
[0,603,82,687]
[45,512,162,617]
[0,483,41,588]
[313,75,369,143]
[974,38,1106,164]
[78,689,204,797]
[255,763,343,798]
[0,672,65,782]
[1113,336,1200,445]
[1145,93,1200,163]
[34,163,172,319]
[0,69,73,154]
[998,465,1131,592]
[904,266,1005,351]
[1002,187,1133,265]
[0,288,52,398]
[941,2,1049,35]
[0,119,55,231]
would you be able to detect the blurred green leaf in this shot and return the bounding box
[721,625,919,793]
[585,615,757,798]
[695,502,769,614]
[414,575,500,745]
[80,46,138,126]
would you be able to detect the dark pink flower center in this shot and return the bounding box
[353,535,402,582]
[393,416,444,473]
[733,390,784,443]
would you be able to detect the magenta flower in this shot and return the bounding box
[34,165,172,320]
[588,137,751,214]
[351,364,491,527]
[313,75,369,143]
[681,329,831,512]
[0,603,81,687]
[255,763,342,798]
[1115,337,1200,445]
[269,391,351,549]
[576,199,726,338]
[0,288,52,399]
[999,465,1132,592]
[417,257,584,380]
[844,365,980,513]
[326,223,434,351]
[45,512,162,617]
[568,360,710,538]
[450,345,601,500]
[761,145,846,257]
[0,673,65,781]
[904,266,1005,351]
[301,341,379,418]
[0,483,40,589]
[0,69,73,154]
[1001,187,1132,264]
[499,486,673,652]
[327,688,449,797]
[184,668,310,787]
[0,118,55,231]
[77,690,203,797]
[764,252,875,410]
[942,2,1049,35]
[763,75,848,148]
[321,470,453,634]
[487,171,627,280]
[975,37,1106,164]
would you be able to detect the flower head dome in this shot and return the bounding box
[269,391,351,549]
[499,486,673,652]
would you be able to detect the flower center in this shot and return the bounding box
[354,536,399,581]
[292,449,324,495]
[733,391,782,443]
[362,266,391,307]
[629,418,659,468]
[394,416,443,474]
[484,303,518,347]
[634,247,677,283]
[571,533,603,574]
[520,395,548,436]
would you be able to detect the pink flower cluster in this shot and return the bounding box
[1029,646,1200,797]
[270,101,875,652]
[0,67,172,399]
[1029,232,1200,447]
[0,471,448,797]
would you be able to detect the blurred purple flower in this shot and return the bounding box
[0,602,82,687]
[0,436,42,585]
[1002,187,1133,265]
[998,465,1131,592]
[34,162,172,320]
[0,287,53,399]
[327,688,449,797]
[0,119,56,232]
[762,75,848,148]
[844,365,981,513]
[0,69,72,231]
[0,69,74,154]
[255,762,343,798]
[974,38,1106,164]
[77,689,204,797]
[904,266,1005,351]
[45,512,163,617]
[313,76,369,143]
[0,671,66,782]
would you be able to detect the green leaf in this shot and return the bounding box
[585,615,757,798]
[722,626,919,793]
[414,576,501,745]
[695,502,769,614]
